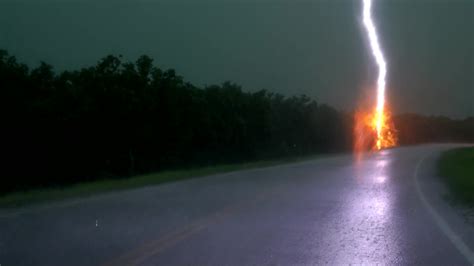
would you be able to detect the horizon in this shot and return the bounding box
[0,0,472,118]
[2,48,473,120]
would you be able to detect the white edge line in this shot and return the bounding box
[414,153,474,264]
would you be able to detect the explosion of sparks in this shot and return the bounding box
[357,0,397,151]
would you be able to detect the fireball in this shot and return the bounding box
[356,0,397,151]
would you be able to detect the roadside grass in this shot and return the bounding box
[0,153,326,208]
[438,147,474,205]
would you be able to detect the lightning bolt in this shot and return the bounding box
[362,0,387,149]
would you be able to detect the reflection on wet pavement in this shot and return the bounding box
[321,150,402,264]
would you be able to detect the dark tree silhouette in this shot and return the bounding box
[1,49,472,194]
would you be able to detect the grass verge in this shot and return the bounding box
[438,147,474,205]
[0,153,326,208]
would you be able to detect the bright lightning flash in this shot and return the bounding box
[358,0,396,151]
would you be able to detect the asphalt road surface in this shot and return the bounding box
[1,144,474,265]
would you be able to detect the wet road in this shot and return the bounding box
[1,144,474,265]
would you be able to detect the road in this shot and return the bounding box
[1,144,474,265]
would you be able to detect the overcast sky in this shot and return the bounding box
[0,0,472,118]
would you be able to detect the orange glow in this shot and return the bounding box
[371,107,397,150]
[354,106,397,152]
[355,0,397,153]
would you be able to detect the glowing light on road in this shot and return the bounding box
[357,0,396,151]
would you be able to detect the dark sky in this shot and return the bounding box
[0,0,472,118]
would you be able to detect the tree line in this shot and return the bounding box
[1,50,472,194]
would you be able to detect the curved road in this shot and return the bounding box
[1,144,474,265]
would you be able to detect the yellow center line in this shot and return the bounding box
[102,186,285,266]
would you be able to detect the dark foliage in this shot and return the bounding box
[1,50,353,194]
[394,114,474,145]
[1,50,472,194]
